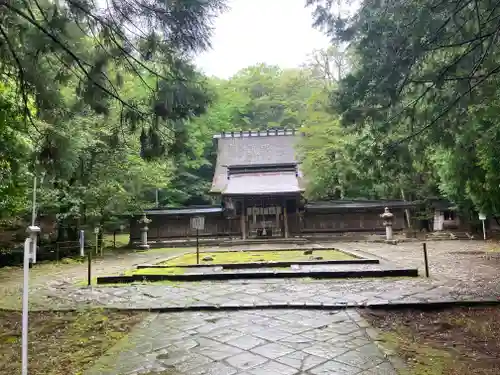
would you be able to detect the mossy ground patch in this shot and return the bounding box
[0,308,145,375]
[160,249,355,266]
[360,307,500,375]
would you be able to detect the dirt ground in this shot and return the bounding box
[360,306,500,375]
[0,308,145,375]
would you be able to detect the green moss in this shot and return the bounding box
[0,308,144,375]
[162,249,355,266]
[378,330,453,375]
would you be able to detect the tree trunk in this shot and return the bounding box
[401,188,412,228]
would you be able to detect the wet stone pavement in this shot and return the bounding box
[47,277,498,310]
[14,240,500,310]
[40,241,500,310]
[25,240,500,374]
[86,309,396,375]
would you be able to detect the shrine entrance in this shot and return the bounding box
[225,194,301,240]
[247,202,283,238]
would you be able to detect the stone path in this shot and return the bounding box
[49,277,497,311]
[5,240,497,374]
[86,309,397,375]
[14,240,499,310]
[329,241,500,284]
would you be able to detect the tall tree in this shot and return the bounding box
[161,63,333,206]
[0,0,225,159]
[0,0,227,233]
[305,44,350,87]
[305,0,500,216]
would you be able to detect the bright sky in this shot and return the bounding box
[194,0,332,78]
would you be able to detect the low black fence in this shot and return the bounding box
[0,232,130,267]
[0,241,92,267]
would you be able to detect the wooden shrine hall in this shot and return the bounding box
[211,129,305,239]
[130,129,417,241]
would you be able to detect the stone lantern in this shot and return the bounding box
[380,207,394,241]
[138,213,152,250]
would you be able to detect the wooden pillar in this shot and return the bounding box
[275,207,279,231]
[296,206,299,234]
[284,202,289,238]
[241,198,246,240]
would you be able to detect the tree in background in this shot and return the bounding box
[304,44,351,87]
[0,0,225,237]
[305,0,500,219]
[164,62,335,206]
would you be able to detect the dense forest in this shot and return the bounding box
[2,0,500,235]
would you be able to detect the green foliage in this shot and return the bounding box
[161,63,333,206]
[0,0,224,227]
[0,81,33,217]
[304,0,500,216]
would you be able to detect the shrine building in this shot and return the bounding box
[130,129,417,242]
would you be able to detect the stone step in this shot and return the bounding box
[97,263,419,284]
[426,231,477,240]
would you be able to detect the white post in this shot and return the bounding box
[79,230,85,256]
[22,237,30,375]
[479,213,487,241]
[94,227,99,255]
[23,225,40,375]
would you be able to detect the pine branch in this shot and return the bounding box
[0,23,42,137]
[394,63,500,145]
[2,1,150,119]
[66,0,183,83]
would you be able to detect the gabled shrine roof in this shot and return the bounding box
[224,171,304,196]
[211,129,303,194]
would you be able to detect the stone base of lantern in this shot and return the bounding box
[139,228,150,250]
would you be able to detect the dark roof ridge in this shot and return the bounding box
[213,128,304,139]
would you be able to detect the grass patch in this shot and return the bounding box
[102,233,129,248]
[360,307,500,375]
[161,249,355,266]
[0,308,145,375]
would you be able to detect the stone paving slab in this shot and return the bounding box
[7,240,500,312]
[85,309,397,375]
[38,276,498,311]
